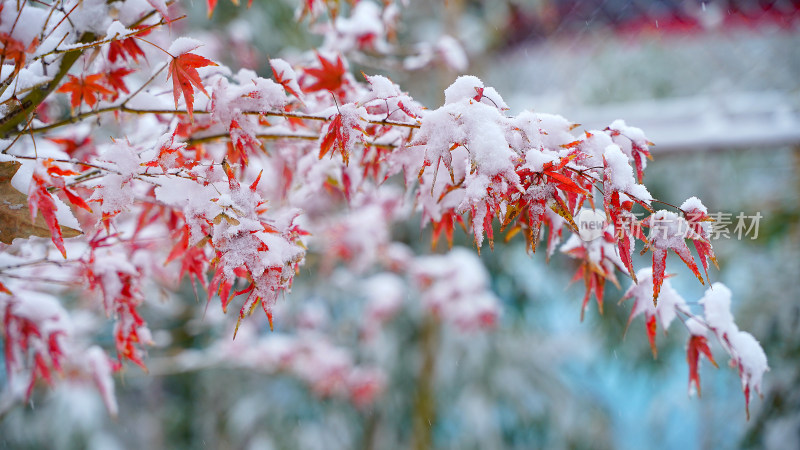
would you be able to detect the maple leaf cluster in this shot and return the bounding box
[0,0,767,423]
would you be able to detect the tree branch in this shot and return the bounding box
[0,32,97,137]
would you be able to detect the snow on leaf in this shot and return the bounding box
[167,51,218,119]
[699,282,738,341]
[0,32,37,75]
[605,120,653,183]
[681,196,719,281]
[270,58,304,100]
[621,267,689,358]
[728,330,769,420]
[319,104,366,166]
[642,210,705,305]
[562,231,626,321]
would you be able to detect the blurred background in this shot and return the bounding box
[2,0,799,448]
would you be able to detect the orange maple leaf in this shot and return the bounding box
[167,52,217,119]
[57,74,114,109]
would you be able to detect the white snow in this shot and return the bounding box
[168,37,203,56]
[680,196,707,213]
[699,282,738,339]
[728,330,769,396]
[603,144,652,202]
[623,267,689,331]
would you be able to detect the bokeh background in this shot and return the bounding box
[1,0,799,448]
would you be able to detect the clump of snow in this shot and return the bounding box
[210,71,288,131]
[0,4,48,46]
[168,37,203,56]
[681,196,707,213]
[699,282,737,338]
[623,267,688,331]
[607,120,649,155]
[270,58,304,100]
[359,74,400,103]
[105,21,129,39]
[603,144,652,202]
[695,282,769,413]
[728,330,769,398]
[646,210,692,249]
[70,0,112,34]
[685,317,707,336]
[444,75,483,105]
[88,143,142,215]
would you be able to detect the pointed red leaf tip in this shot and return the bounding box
[431,210,465,250]
[57,74,114,109]
[167,48,217,119]
[319,112,364,166]
[642,314,658,358]
[303,52,347,93]
[642,210,705,306]
[28,179,68,258]
[103,68,135,100]
[108,34,146,64]
[687,334,718,397]
[249,170,263,192]
[270,59,304,100]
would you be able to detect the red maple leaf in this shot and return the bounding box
[271,61,303,99]
[642,211,706,306]
[48,135,94,161]
[167,52,217,119]
[57,74,114,109]
[228,119,262,166]
[431,209,466,250]
[562,232,624,321]
[303,52,347,93]
[142,128,191,171]
[108,37,146,63]
[102,68,135,101]
[41,159,93,213]
[683,206,719,281]
[28,178,69,258]
[320,113,363,166]
[687,334,718,397]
